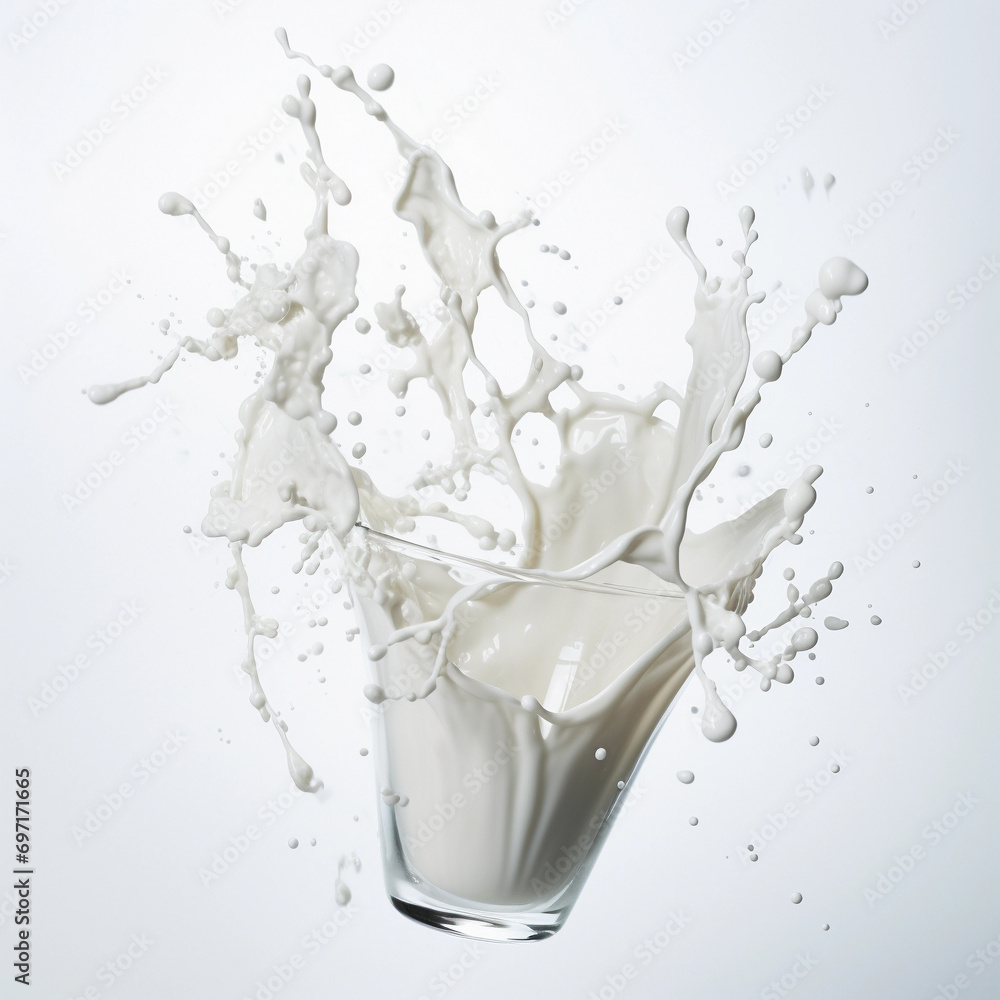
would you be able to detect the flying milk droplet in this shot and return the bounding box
[367,64,395,91]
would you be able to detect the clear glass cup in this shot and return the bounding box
[346,524,692,941]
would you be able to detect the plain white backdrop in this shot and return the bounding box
[1,1,998,998]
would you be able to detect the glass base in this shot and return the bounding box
[389,894,562,942]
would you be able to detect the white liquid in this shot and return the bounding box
[90,29,867,910]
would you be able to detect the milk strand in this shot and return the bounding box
[89,29,867,909]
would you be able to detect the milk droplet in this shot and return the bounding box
[822,922,830,930]
[363,684,386,704]
[791,627,818,651]
[367,64,395,91]
[759,433,773,448]
[595,747,606,760]
[352,443,367,458]
[677,770,695,784]
[830,763,840,773]
[912,560,921,568]
[253,198,267,221]
[824,617,849,631]
[359,747,369,756]
[818,257,868,298]
[870,615,881,625]
[355,317,371,333]
[288,837,299,849]
[348,411,362,425]
[335,881,352,905]
[552,301,567,315]
[815,676,825,685]
[809,736,819,746]
[753,350,782,382]
[688,816,699,826]
[791,892,803,904]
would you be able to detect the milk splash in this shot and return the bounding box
[88,29,867,921]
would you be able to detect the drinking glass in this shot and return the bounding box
[347,524,692,941]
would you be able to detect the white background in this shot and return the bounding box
[1,1,998,998]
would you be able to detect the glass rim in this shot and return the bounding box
[348,522,683,600]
